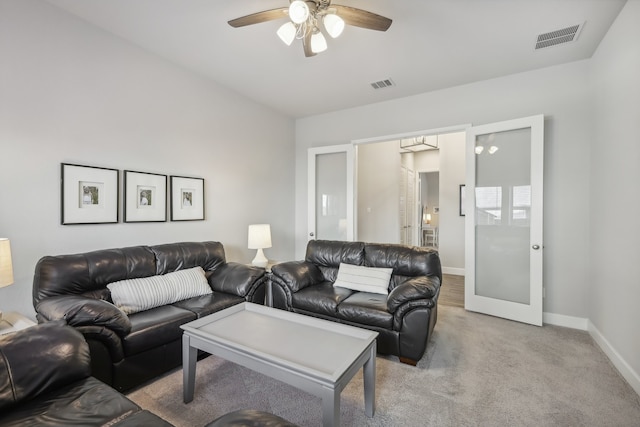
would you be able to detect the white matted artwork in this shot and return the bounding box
[124,170,167,222]
[170,176,204,221]
[61,163,119,225]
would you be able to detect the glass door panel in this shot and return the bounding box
[316,152,348,240]
[308,144,354,242]
[475,128,531,305]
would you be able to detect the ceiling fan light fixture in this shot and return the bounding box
[277,22,297,46]
[310,30,327,53]
[289,1,310,24]
[323,13,344,38]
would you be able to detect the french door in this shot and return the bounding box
[465,115,544,326]
[308,144,355,242]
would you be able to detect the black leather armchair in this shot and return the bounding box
[270,240,442,365]
[0,322,173,426]
[33,241,267,391]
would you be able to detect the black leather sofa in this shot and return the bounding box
[0,322,173,426]
[270,240,442,365]
[32,241,267,391]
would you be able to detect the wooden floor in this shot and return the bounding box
[439,273,465,308]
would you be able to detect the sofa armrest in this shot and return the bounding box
[0,322,91,411]
[36,295,131,337]
[209,262,266,297]
[270,261,324,292]
[387,276,440,313]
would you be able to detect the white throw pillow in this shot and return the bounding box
[333,263,393,295]
[107,266,212,314]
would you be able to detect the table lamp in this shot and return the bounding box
[248,224,271,268]
[0,238,14,324]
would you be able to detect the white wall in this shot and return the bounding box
[296,59,593,319]
[589,0,640,392]
[0,0,296,318]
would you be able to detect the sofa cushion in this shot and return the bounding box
[291,282,354,317]
[336,292,393,329]
[152,241,226,275]
[172,293,244,318]
[305,240,365,268]
[124,305,196,356]
[108,267,212,314]
[333,263,392,295]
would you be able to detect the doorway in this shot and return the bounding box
[354,130,466,278]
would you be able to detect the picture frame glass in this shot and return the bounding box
[62,163,118,225]
[171,176,204,221]
[124,171,167,222]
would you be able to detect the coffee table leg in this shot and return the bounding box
[363,343,376,417]
[321,385,340,427]
[183,334,197,403]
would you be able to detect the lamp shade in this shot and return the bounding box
[0,238,14,288]
[277,22,297,46]
[288,1,310,24]
[310,31,327,53]
[248,224,272,249]
[323,13,345,38]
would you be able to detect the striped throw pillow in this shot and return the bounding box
[107,266,212,314]
[333,263,393,295]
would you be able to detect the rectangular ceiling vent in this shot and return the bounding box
[371,79,395,90]
[535,23,583,50]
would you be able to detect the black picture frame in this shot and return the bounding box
[459,184,466,216]
[61,163,119,225]
[123,170,168,223]
[170,175,205,221]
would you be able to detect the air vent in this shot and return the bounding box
[371,79,395,90]
[535,23,583,50]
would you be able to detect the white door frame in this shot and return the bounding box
[464,114,544,326]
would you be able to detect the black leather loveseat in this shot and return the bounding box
[0,321,173,426]
[33,241,267,391]
[270,240,442,365]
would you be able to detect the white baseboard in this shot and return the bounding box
[442,267,464,276]
[543,312,589,330]
[588,321,640,397]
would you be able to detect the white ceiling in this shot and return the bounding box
[45,0,626,118]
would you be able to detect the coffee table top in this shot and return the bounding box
[181,302,378,382]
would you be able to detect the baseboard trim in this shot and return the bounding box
[442,267,464,276]
[543,312,588,330]
[588,320,640,397]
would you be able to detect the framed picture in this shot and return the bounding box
[170,176,204,221]
[61,163,119,225]
[459,184,466,216]
[124,170,167,222]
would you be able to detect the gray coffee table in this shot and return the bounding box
[181,302,378,427]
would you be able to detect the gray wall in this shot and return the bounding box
[0,0,296,317]
[589,0,640,390]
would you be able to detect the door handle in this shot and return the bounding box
[309,232,315,237]
[532,244,540,250]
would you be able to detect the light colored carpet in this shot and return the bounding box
[127,306,640,426]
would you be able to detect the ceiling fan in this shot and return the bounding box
[228,0,392,57]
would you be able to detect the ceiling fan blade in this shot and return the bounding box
[228,8,288,28]
[303,30,316,57]
[332,5,392,31]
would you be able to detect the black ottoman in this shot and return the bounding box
[205,409,298,427]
